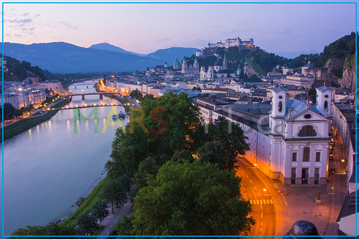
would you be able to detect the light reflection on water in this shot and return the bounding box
[1,80,127,235]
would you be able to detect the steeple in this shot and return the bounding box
[223,53,228,70]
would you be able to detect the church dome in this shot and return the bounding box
[173,58,181,67]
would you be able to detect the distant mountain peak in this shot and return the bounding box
[89,43,145,56]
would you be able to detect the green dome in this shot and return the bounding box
[173,58,181,66]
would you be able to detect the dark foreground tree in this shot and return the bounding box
[112,215,134,235]
[101,176,131,212]
[77,214,99,235]
[12,223,76,237]
[91,201,109,225]
[204,117,250,170]
[132,161,255,235]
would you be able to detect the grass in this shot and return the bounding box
[61,177,108,228]
[2,100,70,142]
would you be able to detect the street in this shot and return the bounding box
[325,136,348,236]
[236,158,277,237]
[97,201,133,239]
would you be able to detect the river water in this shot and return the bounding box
[1,80,127,235]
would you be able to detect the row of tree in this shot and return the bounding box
[1,103,34,122]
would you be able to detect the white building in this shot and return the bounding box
[199,86,333,185]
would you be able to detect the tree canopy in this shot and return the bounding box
[132,161,254,235]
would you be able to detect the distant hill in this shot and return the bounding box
[89,43,146,57]
[275,50,318,59]
[147,47,199,64]
[1,42,164,73]
[1,42,197,73]
[1,54,49,82]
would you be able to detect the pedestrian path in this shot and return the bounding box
[250,199,273,205]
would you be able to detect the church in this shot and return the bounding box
[200,54,239,81]
[200,86,333,185]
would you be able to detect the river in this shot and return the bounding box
[1,80,127,235]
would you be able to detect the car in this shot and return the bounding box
[329,154,334,161]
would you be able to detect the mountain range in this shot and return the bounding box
[1,42,199,73]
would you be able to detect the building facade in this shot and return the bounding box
[198,87,333,185]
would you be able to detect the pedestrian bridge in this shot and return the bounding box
[67,92,119,100]
[43,103,123,111]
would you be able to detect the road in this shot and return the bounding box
[97,201,133,239]
[326,136,348,236]
[236,158,277,237]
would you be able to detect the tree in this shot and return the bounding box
[132,161,255,235]
[309,88,317,104]
[107,92,202,179]
[130,89,143,100]
[170,149,194,163]
[101,176,130,213]
[12,223,76,237]
[199,141,227,169]
[129,156,160,201]
[91,201,109,225]
[113,216,134,235]
[203,117,250,170]
[4,103,21,120]
[77,214,99,235]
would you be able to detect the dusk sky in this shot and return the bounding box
[1,0,357,56]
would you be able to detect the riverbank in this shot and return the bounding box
[2,99,70,142]
[61,176,108,227]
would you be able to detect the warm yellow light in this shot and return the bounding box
[341,159,345,162]
[254,164,257,167]
[263,188,267,192]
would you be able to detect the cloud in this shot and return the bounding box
[22,13,30,16]
[7,18,32,24]
[155,37,170,42]
[59,21,80,30]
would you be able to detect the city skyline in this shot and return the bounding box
[1,1,356,56]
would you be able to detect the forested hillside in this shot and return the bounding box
[2,55,48,81]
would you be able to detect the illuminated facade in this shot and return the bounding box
[199,86,333,185]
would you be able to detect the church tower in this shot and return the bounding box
[316,86,333,117]
[223,54,228,70]
[244,56,249,76]
[193,57,199,69]
[181,58,187,74]
[236,64,241,76]
[270,87,287,134]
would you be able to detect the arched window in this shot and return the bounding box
[324,101,328,111]
[298,125,317,137]
[278,101,283,112]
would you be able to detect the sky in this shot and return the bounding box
[1,0,357,56]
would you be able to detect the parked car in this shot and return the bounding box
[329,154,334,161]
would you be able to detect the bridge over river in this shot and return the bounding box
[43,102,124,111]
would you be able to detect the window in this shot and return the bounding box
[324,101,328,111]
[291,168,296,184]
[303,147,310,161]
[304,114,312,119]
[279,101,283,112]
[292,152,297,162]
[316,152,321,162]
[298,125,317,137]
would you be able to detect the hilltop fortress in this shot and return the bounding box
[196,37,258,57]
